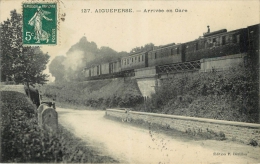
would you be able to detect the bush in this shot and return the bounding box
[248,139,258,147]
[0,91,51,162]
[0,91,117,163]
[136,66,259,123]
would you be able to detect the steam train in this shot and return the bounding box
[83,24,259,80]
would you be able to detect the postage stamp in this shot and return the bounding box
[23,3,57,45]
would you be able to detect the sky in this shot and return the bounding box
[1,0,259,81]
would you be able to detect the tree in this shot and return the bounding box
[49,55,66,82]
[13,47,50,95]
[130,43,154,53]
[0,10,22,82]
[0,10,50,98]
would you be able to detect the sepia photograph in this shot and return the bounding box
[0,0,259,163]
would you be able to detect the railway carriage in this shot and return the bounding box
[84,67,91,78]
[148,43,184,67]
[184,28,248,62]
[121,51,148,71]
[120,51,148,76]
[101,63,110,75]
[84,59,123,79]
[91,65,101,76]
[247,24,260,53]
[83,24,259,80]
[83,64,101,79]
[109,59,121,74]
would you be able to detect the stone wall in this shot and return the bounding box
[135,67,157,78]
[200,53,246,72]
[135,78,156,97]
[106,109,260,145]
[0,85,26,94]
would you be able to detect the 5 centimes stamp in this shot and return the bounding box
[23,3,57,45]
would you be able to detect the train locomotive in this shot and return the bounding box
[84,24,259,80]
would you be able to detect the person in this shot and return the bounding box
[28,6,52,43]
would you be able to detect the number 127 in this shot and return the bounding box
[82,9,90,13]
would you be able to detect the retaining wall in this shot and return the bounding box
[106,109,260,145]
[0,85,26,94]
[136,78,156,97]
[200,53,246,72]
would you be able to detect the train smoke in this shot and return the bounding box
[62,50,84,71]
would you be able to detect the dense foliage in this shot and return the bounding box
[137,66,259,123]
[0,10,50,85]
[0,91,117,162]
[48,56,66,82]
[41,78,143,108]
[130,43,154,53]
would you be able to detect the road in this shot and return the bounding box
[57,107,260,164]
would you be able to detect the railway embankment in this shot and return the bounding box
[136,66,259,123]
[41,78,143,108]
[42,65,259,124]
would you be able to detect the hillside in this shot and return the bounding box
[137,67,259,123]
[41,78,143,108]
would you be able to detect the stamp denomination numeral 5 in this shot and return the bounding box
[81,9,90,13]
[25,32,33,41]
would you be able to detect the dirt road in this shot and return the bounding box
[57,107,260,164]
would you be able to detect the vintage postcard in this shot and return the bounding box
[0,0,259,163]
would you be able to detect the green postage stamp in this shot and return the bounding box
[23,3,57,45]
